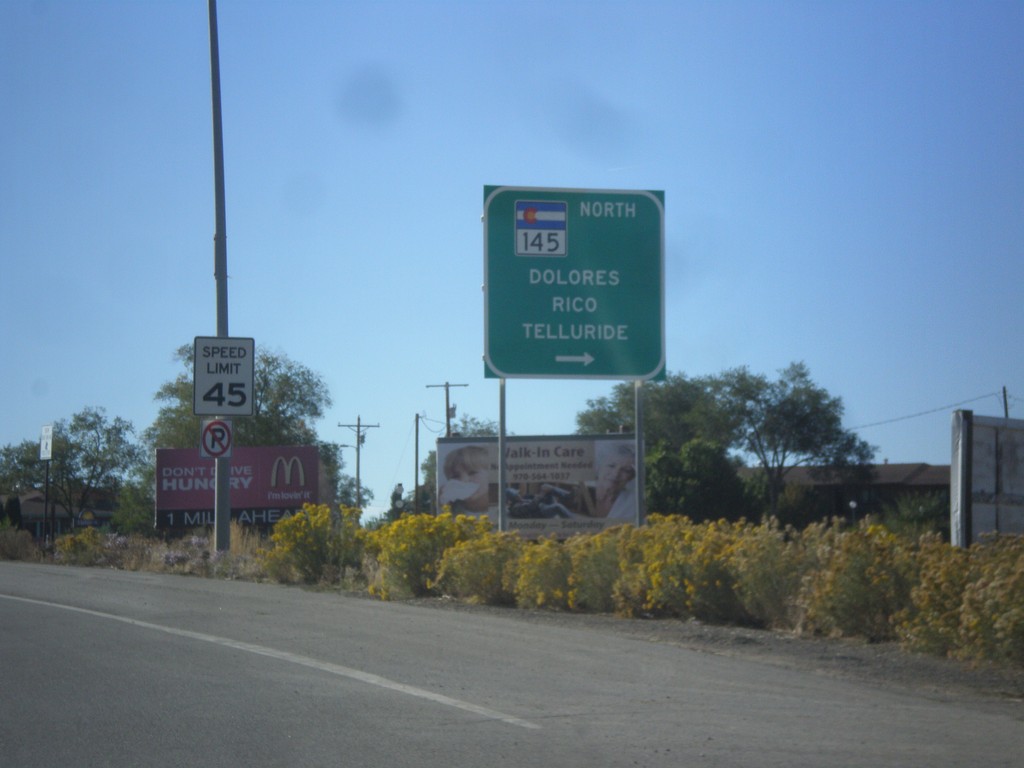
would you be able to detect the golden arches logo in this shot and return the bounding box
[271,456,306,487]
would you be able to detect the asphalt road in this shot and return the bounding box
[1,562,1021,767]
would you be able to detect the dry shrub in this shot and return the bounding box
[0,524,39,561]
[102,533,155,571]
[229,520,262,558]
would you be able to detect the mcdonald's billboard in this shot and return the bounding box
[155,446,322,528]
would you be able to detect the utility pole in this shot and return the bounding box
[339,417,379,508]
[414,413,421,514]
[208,0,232,552]
[426,382,468,437]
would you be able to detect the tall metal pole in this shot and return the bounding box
[44,460,51,542]
[498,379,507,532]
[355,416,362,508]
[634,380,645,526]
[209,0,231,552]
[414,413,420,514]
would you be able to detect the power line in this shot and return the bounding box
[389,418,415,490]
[851,392,1002,431]
[426,382,468,437]
[419,415,447,434]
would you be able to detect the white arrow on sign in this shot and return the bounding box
[555,353,595,366]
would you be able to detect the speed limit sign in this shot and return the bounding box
[193,336,255,416]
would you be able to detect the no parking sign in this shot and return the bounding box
[200,419,233,459]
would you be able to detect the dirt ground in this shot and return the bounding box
[399,595,1024,710]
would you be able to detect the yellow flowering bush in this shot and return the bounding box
[31,494,1024,669]
[567,527,623,613]
[435,531,523,605]
[684,519,749,624]
[515,537,572,610]
[54,526,105,566]
[632,515,696,617]
[898,534,1024,665]
[801,522,918,641]
[956,536,1024,665]
[365,513,489,600]
[609,516,746,621]
[730,518,810,630]
[262,504,363,584]
[611,523,657,617]
[897,535,969,657]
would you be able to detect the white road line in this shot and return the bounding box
[1,593,540,730]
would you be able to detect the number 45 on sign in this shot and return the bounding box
[193,336,255,416]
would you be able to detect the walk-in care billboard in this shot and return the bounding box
[437,434,638,537]
[155,446,323,529]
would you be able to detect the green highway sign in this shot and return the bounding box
[484,186,664,379]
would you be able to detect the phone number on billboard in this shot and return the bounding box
[510,472,571,482]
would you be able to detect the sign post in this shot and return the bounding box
[484,186,664,380]
[39,425,52,541]
[483,186,665,531]
[194,336,253,550]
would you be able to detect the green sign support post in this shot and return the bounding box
[484,186,664,380]
[483,186,665,532]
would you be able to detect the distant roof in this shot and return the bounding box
[869,463,950,486]
[739,463,950,487]
[1,493,112,522]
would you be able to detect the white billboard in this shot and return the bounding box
[437,434,639,536]
[951,410,1024,546]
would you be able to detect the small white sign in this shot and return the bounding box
[39,424,53,461]
[200,419,233,459]
[193,336,255,416]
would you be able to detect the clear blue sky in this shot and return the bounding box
[2,0,1022,515]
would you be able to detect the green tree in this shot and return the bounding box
[336,474,364,508]
[110,473,156,535]
[145,345,352,503]
[1,441,43,496]
[0,407,144,522]
[0,495,16,527]
[881,490,949,539]
[646,439,752,522]
[575,372,731,452]
[713,362,874,516]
